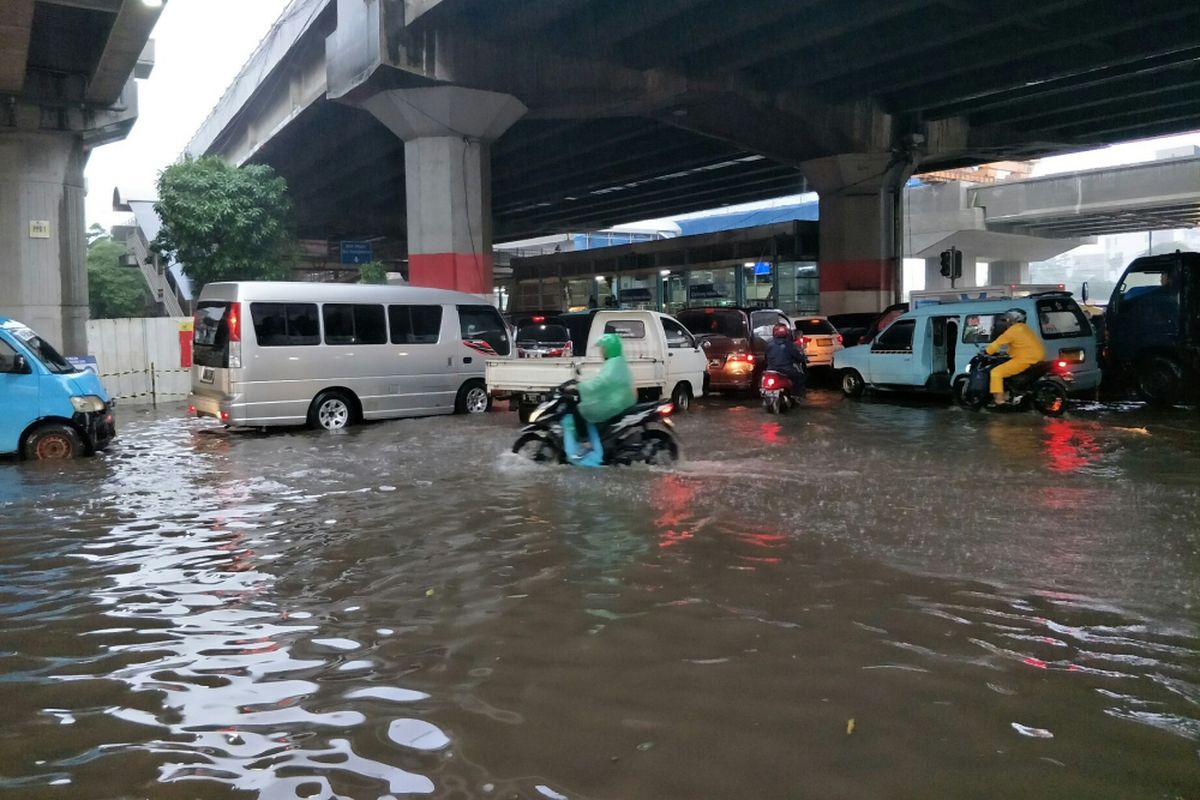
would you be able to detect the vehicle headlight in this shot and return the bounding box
[70,395,106,413]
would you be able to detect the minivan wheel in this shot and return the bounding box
[308,390,355,431]
[1136,355,1182,406]
[841,369,865,398]
[457,380,491,414]
[670,382,693,413]
[24,423,84,460]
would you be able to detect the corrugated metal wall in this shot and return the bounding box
[86,317,191,405]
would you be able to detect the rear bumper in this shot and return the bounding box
[191,393,229,422]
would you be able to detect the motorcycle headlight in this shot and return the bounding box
[70,395,106,413]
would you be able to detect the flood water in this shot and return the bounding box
[1,392,1198,799]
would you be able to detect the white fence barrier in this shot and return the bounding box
[86,317,192,405]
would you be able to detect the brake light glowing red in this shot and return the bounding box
[227,302,242,343]
[532,315,545,323]
[764,376,777,388]
[188,404,196,415]
[657,403,674,417]
[836,334,844,345]
[220,410,231,422]
[1057,360,1068,369]
[798,336,809,346]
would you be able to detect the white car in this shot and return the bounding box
[795,316,844,366]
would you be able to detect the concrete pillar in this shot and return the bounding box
[801,153,914,315]
[362,87,527,294]
[989,260,1029,285]
[0,131,89,354]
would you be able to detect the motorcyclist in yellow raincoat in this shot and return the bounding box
[984,308,1046,406]
[562,333,636,467]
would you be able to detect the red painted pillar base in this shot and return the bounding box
[819,258,896,314]
[408,253,494,295]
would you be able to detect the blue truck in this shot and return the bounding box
[0,317,116,460]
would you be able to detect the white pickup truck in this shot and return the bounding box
[486,310,708,422]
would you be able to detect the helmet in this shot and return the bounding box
[1004,308,1027,324]
[772,323,791,338]
[597,333,623,359]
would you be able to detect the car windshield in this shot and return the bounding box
[517,324,570,343]
[677,309,747,339]
[1,323,77,374]
[796,318,837,335]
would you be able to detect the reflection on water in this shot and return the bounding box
[0,397,1197,799]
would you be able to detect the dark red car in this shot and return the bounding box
[676,307,794,392]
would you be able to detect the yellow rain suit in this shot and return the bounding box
[984,322,1046,394]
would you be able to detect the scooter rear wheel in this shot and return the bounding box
[1033,381,1068,417]
[641,430,679,466]
[764,396,779,414]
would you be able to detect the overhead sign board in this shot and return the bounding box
[340,241,372,265]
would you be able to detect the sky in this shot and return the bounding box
[85,0,291,231]
[86,1,1200,234]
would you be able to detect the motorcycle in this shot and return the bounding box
[760,370,799,414]
[512,380,680,466]
[960,352,1071,417]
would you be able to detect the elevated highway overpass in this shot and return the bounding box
[0,0,161,352]
[189,0,1199,312]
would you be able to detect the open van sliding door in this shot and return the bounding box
[925,316,957,393]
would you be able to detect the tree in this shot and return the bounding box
[359,261,388,284]
[87,222,108,246]
[152,156,294,290]
[87,232,151,319]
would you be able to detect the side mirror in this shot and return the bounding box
[12,355,31,374]
[1081,281,1089,303]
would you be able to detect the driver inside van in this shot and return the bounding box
[984,308,1046,406]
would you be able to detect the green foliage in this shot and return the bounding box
[152,156,294,290]
[359,261,388,284]
[86,222,108,246]
[87,235,151,319]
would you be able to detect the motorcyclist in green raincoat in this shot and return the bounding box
[562,333,636,467]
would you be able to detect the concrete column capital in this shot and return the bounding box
[361,86,527,142]
[800,152,914,196]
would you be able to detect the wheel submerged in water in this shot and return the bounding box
[512,433,564,463]
[641,430,679,466]
[1033,382,1068,417]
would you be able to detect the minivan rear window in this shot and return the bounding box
[517,324,570,343]
[250,303,320,347]
[677,309,748,339]
[193,302,232,368]
[1037,298,1091,340]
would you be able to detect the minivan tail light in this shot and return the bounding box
[1057,348,1085,364]
[227,302,242,343]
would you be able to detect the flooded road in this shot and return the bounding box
[1,392,1198,799]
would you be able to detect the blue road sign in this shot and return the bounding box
[340,241,372,265]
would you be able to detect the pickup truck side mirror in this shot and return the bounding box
[10,355,31,374]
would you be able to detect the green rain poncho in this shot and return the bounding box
[577,334,636,423]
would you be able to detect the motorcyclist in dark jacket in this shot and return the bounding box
[764,323,808,396]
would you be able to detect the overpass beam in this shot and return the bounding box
[361,87,527,294]
[0,131,88,353]
[801,153,914,315]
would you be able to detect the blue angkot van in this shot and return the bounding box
[833,293,1102,400]
[0,317,116,460]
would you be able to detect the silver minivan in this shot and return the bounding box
[189,282,511,429]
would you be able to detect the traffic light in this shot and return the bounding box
[939,248,964,280]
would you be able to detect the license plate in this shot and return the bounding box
[199,367,214,384]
